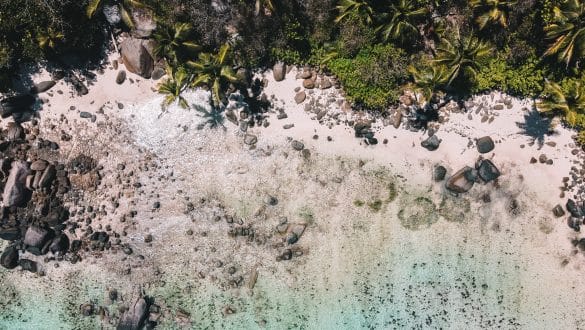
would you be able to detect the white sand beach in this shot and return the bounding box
[1,58,585,329]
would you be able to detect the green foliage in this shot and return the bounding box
[544,0,585,67]
[158,66,191,110]
[153,23,201,65]
[471,0,516,30]
[434,35,492,88]
[328,44,408,109]
[375,0,429,44]
[187,44,239,107]
[537,79,585,128]
[472,56,544,96]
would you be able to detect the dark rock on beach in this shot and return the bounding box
[0,245,19,269]
[116,70,127,85]
[433,165,447,182]
[24,226,55,255]
[566,199,582,218]
[19,259,37,273]
[421,135,441,151]
[30,81,56,94]
[552,204,565,218]
[477,159,500,182]
[476,136,495,154]
[446,166,475,193]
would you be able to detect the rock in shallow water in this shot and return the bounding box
[421,135,441,151]
[433,165,447,182]
[476,136,494,154]
[117,295,150,330]
[477,159,500,182]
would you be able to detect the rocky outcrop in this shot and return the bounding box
[117,295,150,330]
[120,38,155,78]
[3,160,30,207]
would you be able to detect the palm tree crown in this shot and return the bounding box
[537,80,585,126]
[187,44,239,108]
[335,0,374,25]
[158,66,191,110]
[153,23,201,65]
[544,0,585,67]
[434,35,492,86]
[376,0,428,43]
[470,0,516,30]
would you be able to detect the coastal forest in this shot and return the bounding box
[1,0,585,140]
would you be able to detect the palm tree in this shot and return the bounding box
[187,44,240,108]
[153,23,201,65]
[408,64,449,101]
[335,0,374,25]
[37,27,65,50]
[86,0,148,29]
[434,35,492,86]
[470,0,516,30]
[157,66,191,110]
[537,80,585,127]
[544,0,585,67]
[376,0,429,43]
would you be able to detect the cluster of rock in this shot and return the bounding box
[433,136,501,194]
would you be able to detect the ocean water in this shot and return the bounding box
[1,91,584,329]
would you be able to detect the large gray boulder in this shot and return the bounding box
[0,245,19,269]
[120,38,154,78]
[117,295,150,330]
[445,166,475,193]
[24,226,54,255]
[3,160,30,207]
[273,62,286,82]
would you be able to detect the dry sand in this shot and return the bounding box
[0,61,584,329]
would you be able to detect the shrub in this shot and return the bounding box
[328,44,408,109]
[472,55,544,96]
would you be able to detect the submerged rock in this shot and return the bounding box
[117,295,150,330]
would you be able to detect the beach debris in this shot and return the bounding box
[421,134,441,151]
[476,136,494,153]
[445,166,475,193]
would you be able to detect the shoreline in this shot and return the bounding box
[1,58,585,328]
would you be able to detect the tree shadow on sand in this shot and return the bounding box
[515,105,555,149]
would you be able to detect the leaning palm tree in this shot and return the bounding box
[537,80,585,127]
[408,64,449,102]
[434,35,492,86]
[544,0,585,67]
[470,0,516,30]
[157,66,191,110]
[376,0,429,43]
[187,44,240,108]
[37,27,65,50]
[335,0,374,25]
[153,23,201,65]
[86,0,148,29]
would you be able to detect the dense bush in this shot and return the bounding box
[474,56,544,96]
[328,44,408,108]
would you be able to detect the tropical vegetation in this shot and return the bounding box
[3,0,585,140]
